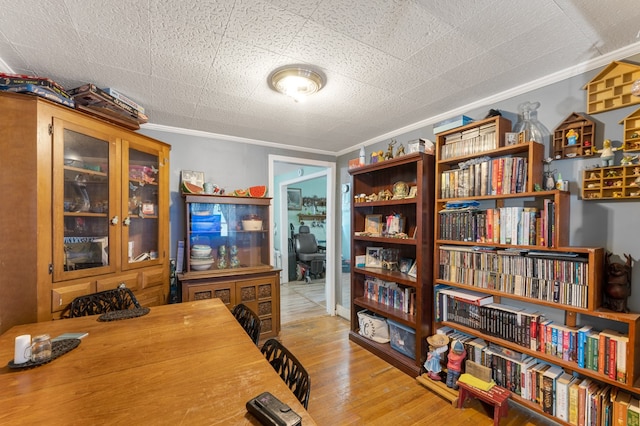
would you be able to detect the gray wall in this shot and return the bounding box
[338,56,640,313]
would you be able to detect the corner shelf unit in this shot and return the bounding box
[433,118,640,425]
[349,152,435,376]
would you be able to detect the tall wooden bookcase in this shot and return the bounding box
[432,117,640,424]
[348,152,435,376]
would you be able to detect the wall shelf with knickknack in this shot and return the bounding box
[581,164,640,200]
[583,60,640,114]
[552,112,596,160]
[619,107,640,152]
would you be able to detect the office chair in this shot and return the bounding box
[261,338,311,409]
[231,303,262,345]
[67,286,141,318]
[294,225,325,283]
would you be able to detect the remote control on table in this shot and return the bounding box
[246,391,302,426]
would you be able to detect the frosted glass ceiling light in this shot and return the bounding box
[268,65,326,102]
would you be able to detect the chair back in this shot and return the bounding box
[261,338,311,409]
[67,287,141,318]
[231,303,262,345]
[295,225,319,254]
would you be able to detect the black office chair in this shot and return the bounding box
[294,225,325,283]
[261,338,311,409]
[66,286,141,318]
[231,303,262,345]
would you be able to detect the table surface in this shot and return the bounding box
[0,298,315,425]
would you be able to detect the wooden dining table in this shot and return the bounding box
[0,298,316,425]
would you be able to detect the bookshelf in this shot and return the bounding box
[348,152,435,376]
[433,117,640,425]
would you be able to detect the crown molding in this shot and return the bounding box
[140,123,337,157]
[336,41,640,157]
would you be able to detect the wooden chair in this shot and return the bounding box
[231,303,261,345]
[66,286,142,318]
[261,338,311,409]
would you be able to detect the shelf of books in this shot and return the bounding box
[349,152,435,377]
[432,117,640,425]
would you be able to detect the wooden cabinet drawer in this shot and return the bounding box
[136,286,166,306]
[96,272,139,292]
[141,267,165,289]
[51,282,94,312]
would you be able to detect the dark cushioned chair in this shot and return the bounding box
[67,286,141,318]
[261,338,311,409]
[231,303,262,345]
[294,225,325,283]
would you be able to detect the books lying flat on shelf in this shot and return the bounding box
[0,83,75,108]
[69,83,148,123]
[0,72,71,99]
[102,87,145,114]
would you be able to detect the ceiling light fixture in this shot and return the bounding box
[268,64,326,102]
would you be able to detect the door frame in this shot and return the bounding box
[268,155,336,316]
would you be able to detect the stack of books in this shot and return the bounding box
[0,72,74,108]
[68,83,147,130]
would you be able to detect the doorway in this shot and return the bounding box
[268,155,337,322]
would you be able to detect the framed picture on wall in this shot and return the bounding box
[287,188,302,210]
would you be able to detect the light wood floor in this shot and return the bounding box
[277,283,557,425]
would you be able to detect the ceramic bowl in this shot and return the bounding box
[191,245,212,257]
[190,257,214,271]
[242,219,263,231]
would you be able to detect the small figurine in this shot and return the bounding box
[621,155,638,166]
[446,340,467,389]
[384,140,396,160]
[229,245,240,268]
[217,245,228,269]
[395,143,405,157]
[566,129,579,146]
[371,151,379,164]
[602,252,633,313]
[634,166,640,175]
[593,139,620,167]
[424,334,449,381]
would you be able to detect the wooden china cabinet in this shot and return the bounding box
[0,91,171,333]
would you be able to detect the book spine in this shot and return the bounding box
[103,87,145,113]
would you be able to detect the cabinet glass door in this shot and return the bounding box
[53,119,117,281]
[121,140,163,270]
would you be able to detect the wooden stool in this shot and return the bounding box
[456,381,510,426]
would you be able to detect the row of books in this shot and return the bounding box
[439,122,498,160]
[440,156,528,198]
[363,276,416,315]
[438,199,557,247]
[437,247,590,308]
[436,287,629,384]
[68,83,148,125]
[440,325,624,425]
[438,246,589,285]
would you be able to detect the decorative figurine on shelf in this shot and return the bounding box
[603,252,633,313]
[384,140,397,160]
[395,143,405,157]
[621,155,638,166]
[229,245,240,268]
[424,334,450,381]
[446,340,467,390]
[371,151,379,164]
[593,139,620,167]
[217,245,228,269]
[566,129,579,146]
[543,157,556,191]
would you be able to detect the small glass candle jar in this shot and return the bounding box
[30,334,52,362]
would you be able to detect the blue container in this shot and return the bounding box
[387,319,416,359]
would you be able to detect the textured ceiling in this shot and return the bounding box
[1,0,640,155]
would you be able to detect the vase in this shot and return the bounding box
[512,101,550,145]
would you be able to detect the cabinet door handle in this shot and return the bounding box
[123,217,131,226]
[111,215,119,225]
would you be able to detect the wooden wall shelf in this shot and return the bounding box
[583,60,640,114]
[582,164,640,200]
[552,112,596,160]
